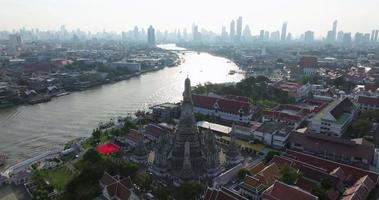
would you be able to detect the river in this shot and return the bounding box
[0,44,244,169]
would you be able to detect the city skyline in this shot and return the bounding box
[1,0,379,37]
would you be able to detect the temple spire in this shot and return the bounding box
[183,77,192,103]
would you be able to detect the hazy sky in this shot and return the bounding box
[1,0,378,37]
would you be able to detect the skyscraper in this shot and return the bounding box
[264,31,270,41]
[374,30,379,42]
[242,25,251,40]
[230,20,235,42]
[236,17,242,42]
[332,20,338,41]
[281,22,287,41]
[343,33,352,45]
[221,26,228,41]
[370,30,375,42]
[259,30,265,41]
[304,31,314,43]
[147,25,155,46]
[337,31,344,42]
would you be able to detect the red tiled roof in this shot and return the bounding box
[100,172,134,200]
[262,181,318,200]
[341,175,375,200]
[192,94,252,115]
[145,124,164,138]
[295,177,316,192]
[270,155,293,169]
[100,172,117,186]
[299,56,318,68]
[357,96,379,106]
[288,131,375,166]
[286,150,379,184]
[203,187,247,200]
[125,129,139,143]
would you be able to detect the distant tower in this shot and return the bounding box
[225,124,242,167]
[260,30,265,41]
[304,31,314,43]
[236,17,243,42]
[281,22,287,41]
[147,25,156,46]
[131,124,148,164]
[230,20,236,42]
[332,20,338,41]
[374,30,379,42]
[134,26,139,41]
[242,25,252,40]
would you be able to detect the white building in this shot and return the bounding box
[111,61,141,72]
[252,122,292,149]
[357,96,379,111]
[309,97,358,137]
[192,94,257,124]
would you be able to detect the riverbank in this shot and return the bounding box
[0,47,243,170]
[0,61,182,110]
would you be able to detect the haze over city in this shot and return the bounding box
[1,0,379,37]
[3,0,379,199]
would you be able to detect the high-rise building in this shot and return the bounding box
[270,31,280,41]
[242,25,251,40]
[370,30,375,42]
[236,17,242,42]
[343,33,352,45]
[230,20,235,42]
[147,25,155,46]
[374,30,379,42]
[337,31,344,42]
[304,31,314,43]
[287,33,292,41]
[259,30,265,41]
[221,26,228,41]
[192,24,201,42]
[332,20,338,41]
[326,31,334,42]
[281,22,287,41]
[264,31,270,41]
[134,26,139,41]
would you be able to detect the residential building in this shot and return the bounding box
[203,187,248,200]
[309,97,358,137]
[192,94,258,124]
[262,181,318,200]
[288,130,375,168]
[99,172,138,200]
[111,61,141,72]
[271,81,311,101]
[357,96,379,111]
[147,25,155,46]
[262,104,312,128]
[150,103,180,122]
[299,56,318,76]
[240,162,281,200]
[252,122,292,149]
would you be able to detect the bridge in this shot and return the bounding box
[2,148,63,177]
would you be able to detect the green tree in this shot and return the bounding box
[264,151,280,163]
[153,187,171,200]
[83,148,102,163]
[174,183,205,200]
[351,119,373,137]
[238,168,250,180]
[311,185,328,200]
[280,166,301,185]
